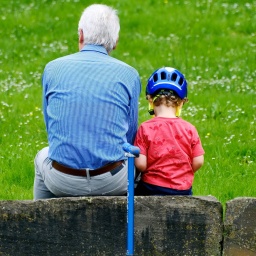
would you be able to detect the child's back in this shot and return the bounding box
[134,67,204,196]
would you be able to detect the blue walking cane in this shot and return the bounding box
[122,143,140,256]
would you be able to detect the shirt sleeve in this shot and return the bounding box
[134,124,148,156]
[191,128,205,157]
[126,75,141,144]
[42,67,49,132]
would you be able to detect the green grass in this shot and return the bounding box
[0,0,255,205]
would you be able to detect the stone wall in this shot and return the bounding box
[0,196,255,255]
[223,197,256,256]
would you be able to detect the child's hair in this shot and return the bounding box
[148,89,183,108]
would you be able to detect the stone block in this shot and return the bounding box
[134,196,223,256]
[0,196,223,255]
[223,197,256,256]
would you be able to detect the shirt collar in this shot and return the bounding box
[80,44,108,55]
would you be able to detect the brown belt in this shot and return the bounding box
[52,160,124,177]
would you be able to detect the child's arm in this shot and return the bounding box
[135,154,147,172]
[192,155,204,172]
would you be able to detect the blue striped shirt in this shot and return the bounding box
[42,45,141,169]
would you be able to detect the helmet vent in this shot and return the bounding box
[178,77,183,85]
[153,73,158,82]
[171,73,177,82]
[161,72,166,80]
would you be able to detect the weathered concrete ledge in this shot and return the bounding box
[0,196,223,255]
[223,197,256,256]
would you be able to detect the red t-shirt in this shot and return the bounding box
[134,117,205,190]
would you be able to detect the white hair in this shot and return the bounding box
[78,4,120,53]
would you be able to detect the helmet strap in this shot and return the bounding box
[176,106,182,117]
[152,94,160,103]
[148,102,155,115]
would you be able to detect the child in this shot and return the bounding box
[134,67,204,196]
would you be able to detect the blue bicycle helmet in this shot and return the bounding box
[146,67,187,99]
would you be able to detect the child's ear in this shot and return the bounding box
[183,98,189,104]
[146,95,153,103]
[178,101,184,107]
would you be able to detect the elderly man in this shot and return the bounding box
[33,4,141,199]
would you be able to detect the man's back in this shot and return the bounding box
[43,45,141,169]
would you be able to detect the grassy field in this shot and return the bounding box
[0,0,255,206]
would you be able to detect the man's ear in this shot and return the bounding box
[113,38,118,50]
[79,29,84,43]
[78,29,84,50]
